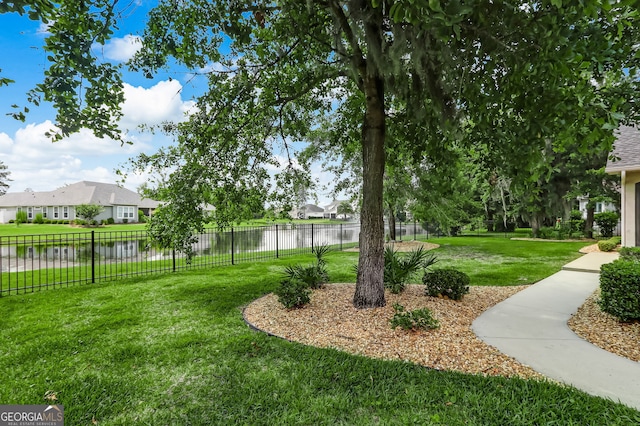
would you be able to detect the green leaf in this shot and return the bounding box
[428,0,444,13]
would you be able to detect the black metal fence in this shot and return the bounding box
[0,221,432,296]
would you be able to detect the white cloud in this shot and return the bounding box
[119,80,196,130]
[101,35,143,62]
[36,22,51,35]
[0,78,199,194]
[13,121,142,158]
[0,121,146,192]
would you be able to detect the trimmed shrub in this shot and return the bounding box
[275,279,311,309]
[598,239,618,252]
[424,268,470,301]
[106,217,115,225]
[390,303,439,331]
[33,213,45,224]
[599,259,640,322]
[594,211,619,238]
[619,247,640,262]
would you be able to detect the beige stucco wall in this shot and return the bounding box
[621,170,640,246]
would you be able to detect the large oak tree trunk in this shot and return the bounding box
[584,205,595,239]
[354,74,386,309]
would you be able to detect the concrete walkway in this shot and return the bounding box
[472,252,640,411]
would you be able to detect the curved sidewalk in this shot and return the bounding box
[472,252,640,411]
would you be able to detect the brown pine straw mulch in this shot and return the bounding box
[244,242,639,379]
[244,284,543,379]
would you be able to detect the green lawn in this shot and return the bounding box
[0,223,148,236]
[0,218,345,236]
[428,236,589,286]
[1,241,638,425]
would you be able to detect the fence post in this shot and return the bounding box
[91,231,95,284]
[275,224,279,258]
[413,220,417,240]
[231,227,235,265]
[399,221,403,241]
[340,223,343,251]
[311,223,314,251]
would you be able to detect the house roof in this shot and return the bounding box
[324,200,349,212]
[606,125,640,174]
[0,181,160,208]
[298,204,324,213]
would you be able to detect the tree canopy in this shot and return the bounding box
[2,0,639,308]
[0,161,11,196]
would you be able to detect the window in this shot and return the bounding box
[596,202,603,213]
[27,207,33,220]
[117,206,135,219]
[53,207,59,219]
[43,208,47,219]
[63,206,69,219]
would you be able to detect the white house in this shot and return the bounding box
[605,125,640,246]
[0,181,160,224]
[576,196,617,219]
[290,204,325,219]
[323,200,352,220]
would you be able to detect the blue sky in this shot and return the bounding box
[0,2,339,206]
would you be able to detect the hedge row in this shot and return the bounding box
[600,259,640,322]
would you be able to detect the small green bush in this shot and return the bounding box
[107,217,115,225]
[283,264,328,289]
[598,239,618,252]
[619,247,640,262]
[275,279,311,309]
[283,244,330,289]
[537,227,556,239]
[594,211,619,238]
[15,211,27,224]
[599,259,640,322]
[383,247,437,294]
[424,268,470,301]
[390,303,439,331]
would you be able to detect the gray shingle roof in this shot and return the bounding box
[0,181,160,208]
[606,125,640,173]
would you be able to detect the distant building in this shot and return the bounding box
[323,200,351,220]
[290,204,325,219]
[0,181,160,224]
